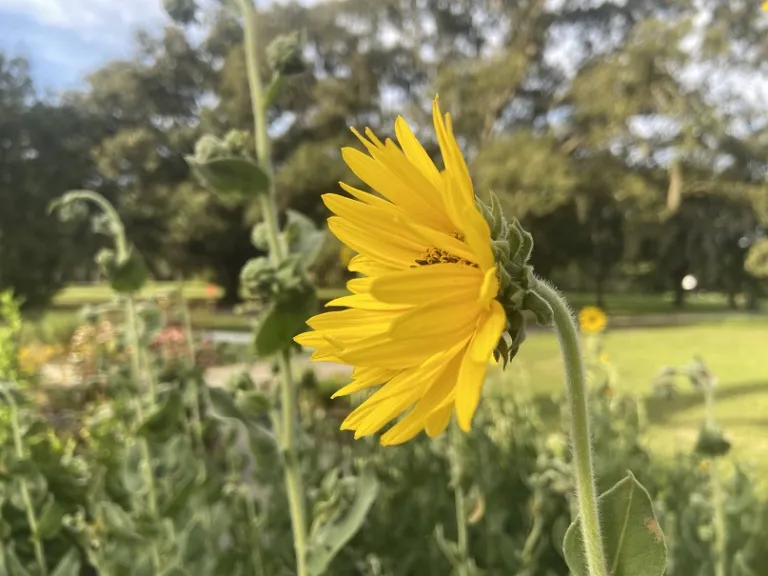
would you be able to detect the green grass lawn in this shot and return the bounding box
[51,281,223,307]
[489,316,768,476]
[41,282,765,336]
[26,283,768,483]
[52,282,345,309]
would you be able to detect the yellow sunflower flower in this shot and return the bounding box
[578,306,607,335]
[339,245,355,267]
[295,96,506,445]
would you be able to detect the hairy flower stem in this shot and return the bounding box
[2,389,47,576]
[179,287,208,464]
[126,296,162,572]
[449,422,470,576]
[237,1,308,574]
[710,460,727,576]
[537,281,608,576]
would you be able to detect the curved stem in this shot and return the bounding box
[60,190,128,257]
[449,422,469,576]
[537,281,608,576]
[236,1,308,574]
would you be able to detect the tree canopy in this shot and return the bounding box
[1,0,766,308]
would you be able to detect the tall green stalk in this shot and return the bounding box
[537,281,608,576]
[710,460,727,576]
[1,388,48,575]
[57,191,164,572]
[126,293,162,572]
[236,1,308,573]
[448,422,470,576]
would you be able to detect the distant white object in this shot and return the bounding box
[681,274,698,291]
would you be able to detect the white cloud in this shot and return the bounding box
[0,0,166,32]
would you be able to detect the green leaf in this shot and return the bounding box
[122,442,146,494]
[36,495,66,539]
[98,501,145,543]
[563,472,667,576]
[254,284,316,357]
[732,551,758,576]
[307,470,379,576]
[50,549,81,576]
[283,209,326,270]
[111,247,150,294]
[188,156,269,197]
[137,390,185,443]
[236,389,271,417]
[160,470,198,518]
[208,387,248,424]
[5,546,31,576]
[160,568,191,576]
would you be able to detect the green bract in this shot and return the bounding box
[476,192,554,367]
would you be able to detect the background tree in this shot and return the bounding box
[0,54,101,307]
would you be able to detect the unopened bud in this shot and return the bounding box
[266,33,306,76]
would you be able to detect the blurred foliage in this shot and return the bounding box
[1,286,767,574]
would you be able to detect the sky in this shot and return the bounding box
[0,0,169,92]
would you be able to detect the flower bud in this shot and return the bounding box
[193,135,228,163]
[266,32,306,77]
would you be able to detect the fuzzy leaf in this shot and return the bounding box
[732,551,758,576]
[99,501,144,543]
[160,470,198,518]
[563,472,667,576]
[49,549,81,576]
[254,284,316,357]
[307,470,379,576]
[188,156,269,197]
[207,387,248,424]
[283,209,326,270]
[5,546,31,576]
[137,390,185,443]
[110,247,149,294]
[236,389,272,417]
[36,495,65,539]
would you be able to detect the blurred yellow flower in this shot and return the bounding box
[578,306,607,335]
[699,459,711,472]
[296,96,504,445]
[763,0,768,12]
[18,343,64,375]
[599,352,610,365]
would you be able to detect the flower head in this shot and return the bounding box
[295,97,507,445]
[578,306,607,335]
[339,245,355,267]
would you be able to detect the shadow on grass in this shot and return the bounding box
[531,379,768,426]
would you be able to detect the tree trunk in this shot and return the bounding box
[595,273,606,309]
[216,266,241,308]
[673,272,686,309]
